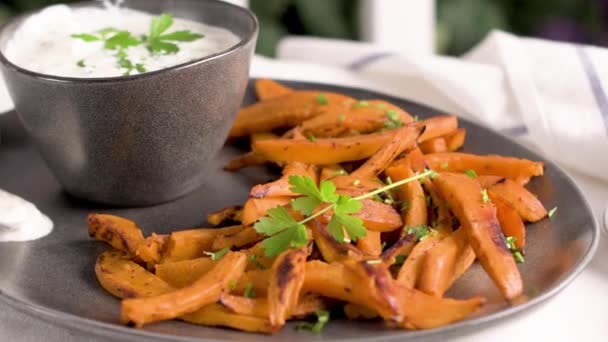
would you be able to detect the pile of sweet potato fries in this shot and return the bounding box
[88,79,548,334]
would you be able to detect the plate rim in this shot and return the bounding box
[0,79,600,341]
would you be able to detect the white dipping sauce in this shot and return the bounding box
[0,189,53,242]
[4,4,240,77]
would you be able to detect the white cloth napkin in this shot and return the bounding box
[265,30,608,182]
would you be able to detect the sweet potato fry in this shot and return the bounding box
[211,226,263,250]
[268,247,308,327]
[223,151,268,171]
[253,128,418,165]
[488,179,547,222]
[95,250,174,299]
[444,128,466,151]
[180,303,276,334]
[349,124,420,179]
[318,198,402,232]
[396,285,484,330]
[425,153,544,184]
[255,79,293,100]
[476,175,504,188]
[230,91,354,138]
[433,173,523,300]
[402,147,427,172]
[234,269,272,297]
[310,221,363,263]
[249,162,317,198]
[420,178,453,234]
[396,235,442,287]
[121,251,247,327]
[242,197,292,226]
[381,234,416,265]
[162,225,244,262]
[416,115,458,142]
[490,194,526,248]
[155,257,216,288]
[385,160,428,231]
[207,206,243,226]
[419,137,447,154]
[88,214,144,256]
[300,99,413,137]
[356,230,382,256]
[418,228,474,297]
[343,304,379,320]
[136,233,168,268]
[319,164,346,181]
[220,293,324,319]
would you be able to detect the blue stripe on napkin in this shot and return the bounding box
[347,52,394,71]
[577,47,608,135]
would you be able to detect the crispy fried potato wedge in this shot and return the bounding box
[249,162,317,198]
[162,225,244,263]
[268,247,308,327]
[253,126,418,165]
[491,193,526,248]
[255,79,293,100]
[488,179,547,222]
[230,91,354,138]
[88,214,144,256]
[385,159,428,231]
[211,226,264,250]
[242,197,292,226]
[396,235,442,287]
[155,257,216,288]
[136,233,168,268]
[95,250,174,299]
[310,221,363,263]
[419,137,447,154]
[444,128,466,151]
[425,153,544,184]
[433,173,523,300]
[356,230,382,256]
[416,115,458,142]
[121,252,247,327]
[220,294,325,320]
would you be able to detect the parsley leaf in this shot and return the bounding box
[547,207,557,218]
[147,39,179,54]
[77,59,86,68]
[147,13,203,55]
[464,169,478,178]
[244,282,256,298]
[352,100,369,108]
[505,236,525,263]
[481,189,490,203]
[407,224,433,241]
[316,93,328,105]
[104,31,141,50]
[260,223,308,257]
[71,33,100,42]
[248,255,267,270]
[384,110,403,129]
[295,310,330,333]
[255,206,300,236]
[204,246,229,261]
[160,30,204,42]
[149,13,174,39]
[394,255,407,265]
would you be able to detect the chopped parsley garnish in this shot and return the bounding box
[547,207,557,218]
[352,100,369,108]
[243,282,256,298]
[481,189,490,203]
[464,169,478,178]
[413,115,420,122]
[406,224,435,242]
[384,110,403,129]
[372,103,386,109]
[76,59,86,68]
[248,255,267,270]
[228,279,237,290]
[306,133,317,142]
[337,114,346,122]
[331,170,348,177]
[400,200,410,213]
[254,170,436,257]
[505,236,525,263]
[204,246,229,261]
[71,13,203,74]
[295,310,330,333]
[440,162,449,169]
[366,259,382,265]
[316,93,328,105]
[394,255,407,265]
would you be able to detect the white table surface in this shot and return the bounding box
[1,60,607,342]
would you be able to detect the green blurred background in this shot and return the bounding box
[1,0,606,56]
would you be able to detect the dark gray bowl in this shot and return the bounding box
[0,0,258,206]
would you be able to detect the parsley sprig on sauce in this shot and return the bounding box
[254,170,437,257]
[71,13,203,75]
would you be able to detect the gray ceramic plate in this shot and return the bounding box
[0,80,599,341]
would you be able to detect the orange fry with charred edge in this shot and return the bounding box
[253,127,418,165]
[396,285,484,330]
[95,250,174,299]
[396,235,442,287]
[319,164,346,182]
[416,115,458,142]
[235,269,272,297]
[344,304,379,320]
[381,234,416,265]
[425,152,544,184]
[433,173,523,300]
[420,179,452,235]
[220,294,325,319]
[249,162,317,198]
[403,147,427,172]
[310,221,363,263]
[255,79,293,100]
[180,303,276,334]
[121,252,247,327]
[161,225,244,263]
[155,257,216,288]
[488,179,547,222]
[476,175,504,188]
[349,124,420,179]
[385,160,427,232]
[136,233,168,268]
[303,260,403,322]
[490,194,526,248]
[318,198,402,232]
[356,231,382,256]
[418,228,474,297]
[211,226,263,250]
[268,247,308,327]
[419,137,447,154]
[207,206,243,226]
[444,128,466,151]
[300,99,413,137]
[230,91,354,138]
[241,197,292,226]
[224,151,268,171]
[88,214,144,256]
